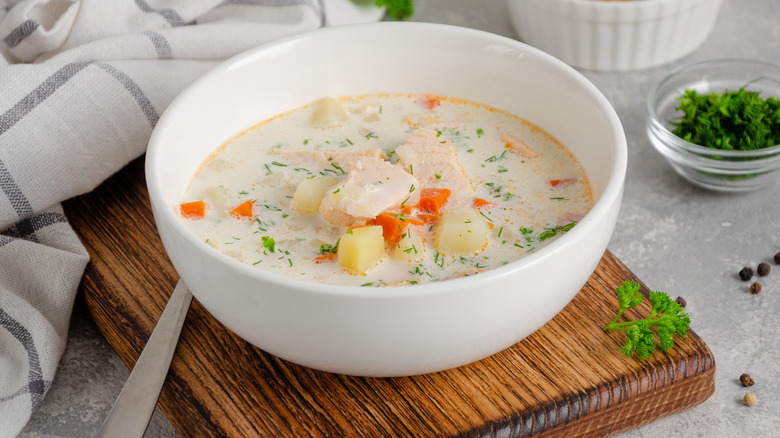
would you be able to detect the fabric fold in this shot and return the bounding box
[0,0,80,62]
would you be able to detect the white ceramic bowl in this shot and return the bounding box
[507,0,723,71]
[146,22,627,377]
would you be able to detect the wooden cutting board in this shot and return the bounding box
[63,157,715,437]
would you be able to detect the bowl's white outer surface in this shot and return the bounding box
[508,0,723,71]
[146,22,627,376]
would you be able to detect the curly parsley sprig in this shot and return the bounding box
[374,0,413,20]
[603,281,691,360]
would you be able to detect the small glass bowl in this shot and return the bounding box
[647,59,780,192]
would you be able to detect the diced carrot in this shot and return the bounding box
[230,200,254,219]
[416,213,440,224]
[472,198,495,210]
[180,200,207,219]
[419,97,441,110]
[549,178,575,188]
[417,188,451,215]
[314,253,336,264]
[402,215,424,226]
[368,212,423,244]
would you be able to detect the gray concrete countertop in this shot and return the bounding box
[21,0,780,436]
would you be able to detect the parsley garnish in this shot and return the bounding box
[538,222,576,241]
[319,241,339,254]
[485,150,507,163]
[603,281,690,360]
[261,236,276,253]
[375,0,414,20]
[671,87,780,150]
[331,162,346,174]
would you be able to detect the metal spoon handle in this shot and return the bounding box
[96,280,193,438]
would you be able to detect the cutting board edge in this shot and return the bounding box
[544,360,716,437]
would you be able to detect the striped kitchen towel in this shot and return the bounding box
[0,0,382,436]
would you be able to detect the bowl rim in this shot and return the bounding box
[146,21,627,299]
[647,57,780,159]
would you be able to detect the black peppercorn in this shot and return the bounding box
[675,296,686,309]
[740,373,755,387]
[739,266,754,281]
[750,283,762,294]
[775,252,780,264]
[757,262,771,277]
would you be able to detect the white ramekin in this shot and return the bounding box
[507,0,723,71]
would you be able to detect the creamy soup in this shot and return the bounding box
[180,94,593,286]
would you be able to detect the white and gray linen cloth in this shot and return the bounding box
[0,0,381,435]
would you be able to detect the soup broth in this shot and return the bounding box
[180,94,593,286]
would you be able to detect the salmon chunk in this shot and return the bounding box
[502,133,540,159]
[319,156,420,227]
[394,129,473,194]
[271,148,386,172]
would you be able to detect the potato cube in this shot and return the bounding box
[433,207,488,255]
[293,176,339,214]
[363,113,380,123]
[312,97,348,126]
[392,229,425,263]
[337,226,385,274]
[206,157,233,173]
[204,186,230,212]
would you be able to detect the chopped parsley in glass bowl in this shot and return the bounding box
[647,59,780,192]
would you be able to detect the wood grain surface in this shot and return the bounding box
[63,157,716,437]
